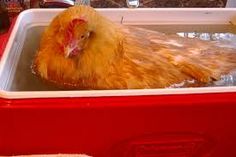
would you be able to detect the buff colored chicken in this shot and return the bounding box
[33,5,236,89]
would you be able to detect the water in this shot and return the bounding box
[8,24,236,91]
[10,26,61,91]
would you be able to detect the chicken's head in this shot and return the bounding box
[63,18,92,58]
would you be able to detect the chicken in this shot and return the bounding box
[32,5,236,89]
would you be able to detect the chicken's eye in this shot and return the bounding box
[81,35,85,39]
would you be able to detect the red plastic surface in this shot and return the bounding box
[1,17,236,157]
[0,17,16,58]
[0,32,8,58]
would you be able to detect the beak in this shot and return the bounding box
[65,40,81,58]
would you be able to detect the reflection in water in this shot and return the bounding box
[177,32,236,41]
[178,32,236,49]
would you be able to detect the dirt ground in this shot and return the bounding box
[91,0,227,8]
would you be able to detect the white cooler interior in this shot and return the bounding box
[1,8,236,98]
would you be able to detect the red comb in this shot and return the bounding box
[65,18,87,45]
[72,18,86,25]
[68,18,86,31]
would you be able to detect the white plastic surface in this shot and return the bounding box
[1,8,236,99]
